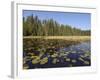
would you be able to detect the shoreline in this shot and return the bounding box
[23,36,90,42]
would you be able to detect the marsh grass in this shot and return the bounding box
[23,36,90,41]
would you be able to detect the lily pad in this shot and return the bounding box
[40,57,48,64]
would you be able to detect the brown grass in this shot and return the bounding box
[23,36,90,42]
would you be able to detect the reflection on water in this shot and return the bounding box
[23,39,91,69]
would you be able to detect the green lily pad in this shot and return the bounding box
[40,57,48,65]
[66,58,70,62]
[72,59,77,63]
[84,61,89,64]
[52,58,58,64]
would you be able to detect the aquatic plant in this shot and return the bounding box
[40,57,48,65]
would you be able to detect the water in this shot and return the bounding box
[23,40,91,69]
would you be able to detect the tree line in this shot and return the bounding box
[23,14,90,36]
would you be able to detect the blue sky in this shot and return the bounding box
[23,10,91,30]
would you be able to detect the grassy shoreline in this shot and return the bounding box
[23,36,90,42]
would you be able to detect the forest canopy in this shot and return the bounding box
[23,14,90,36]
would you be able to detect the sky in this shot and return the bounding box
[23,10,91,30]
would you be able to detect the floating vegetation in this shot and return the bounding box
[32,56,40,64]
[52,58,58,64]
[23,64,29,69]
[23,39,91,69]
[78,57,84,62]
[72,60,77,63]
[40,57,48,65]
[84,61,90,65]
[66,58,70,62]
[51,53,58,58]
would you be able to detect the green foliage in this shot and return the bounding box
[23,15,90,36]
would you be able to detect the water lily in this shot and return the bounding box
[52,58,57,64]
[40,57,48,64]
[71,51,76,54]
[66,58,70,62]
[23,64,29,69]
[72,59,76,63]
[51,53,58,58]
[84,61,89,64]
[32,58,40,64]
[65,51,70,54]
[28,52,35,56]
[78,57,84,62]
